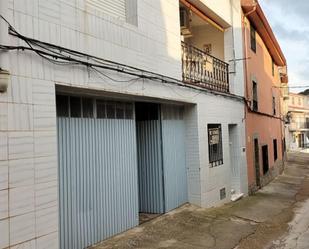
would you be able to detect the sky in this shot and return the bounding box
[259,0,309,93]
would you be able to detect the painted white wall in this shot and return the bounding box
[0,0,247,247]
[199,0,232,24]
[187,24,225,61]
[224,0,245,97]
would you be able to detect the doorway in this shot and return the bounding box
[228,124,240,194]
[254,138,260,187]
[135,103,188,223]
[135,102,165,217]
[298,133,304,148]
[262,145,269,174]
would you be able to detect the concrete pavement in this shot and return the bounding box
[91,152,309,249]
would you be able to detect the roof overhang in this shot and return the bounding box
[241,0,286,66]
[180,0,230,32]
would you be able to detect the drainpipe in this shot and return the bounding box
[229,0,236,75]
[241,4,256,190]
[242,3,257,110]
[242,0,257,95]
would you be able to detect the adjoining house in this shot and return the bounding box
[286,92,309,150]
[241,0,288,193]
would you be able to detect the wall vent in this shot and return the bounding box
[220,188,226,200]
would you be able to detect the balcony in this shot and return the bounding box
[289,122,309,131]
[181,42,229,93]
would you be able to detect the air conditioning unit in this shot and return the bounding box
[180,8,192,38]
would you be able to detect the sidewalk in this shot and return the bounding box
[91,152,309,249]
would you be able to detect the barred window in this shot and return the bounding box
[208,124,223,167]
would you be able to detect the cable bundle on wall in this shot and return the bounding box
[0,14,246,102]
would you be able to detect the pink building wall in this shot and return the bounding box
[243,14,285,191]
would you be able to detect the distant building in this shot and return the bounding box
[241,0,288,194]
[287,93,309,150]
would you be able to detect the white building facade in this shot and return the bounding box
[0,0,248,248]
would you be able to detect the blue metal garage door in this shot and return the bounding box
[57,96,138,249]
[136,103,165,214]
[161,105,188,212]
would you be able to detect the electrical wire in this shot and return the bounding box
[0,14,289,121]
[0,14,247,103]
[91,67,141,83]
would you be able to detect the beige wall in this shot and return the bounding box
[199,0,232,24]
[186,24,225,61]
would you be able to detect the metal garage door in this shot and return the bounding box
[56,96,138,249]
[161,105,188,211]
[136,103,165,214]
[135,103,188,214]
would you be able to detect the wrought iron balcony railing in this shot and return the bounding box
[181,42,229,93]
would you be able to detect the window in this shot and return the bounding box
[135,103,159,121]
[96,100,106,119]
[116,102,125,119]
[292,97,295,105]
[272,59,275,76]
[125,103,134,119]
[82,98,94,118]
[86,0,138,26]
[272,96,276,116]
[252,80,258,111]
[250,23,256,53]
[56,95,134,119]
[70,97,82,118]
[273,139,278,161]
[208,124,223,167]
[106,101,116,119]
[125,0,138,26]
[56,95,69,117]
[86,0,126,21]
[298,98,302,106]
